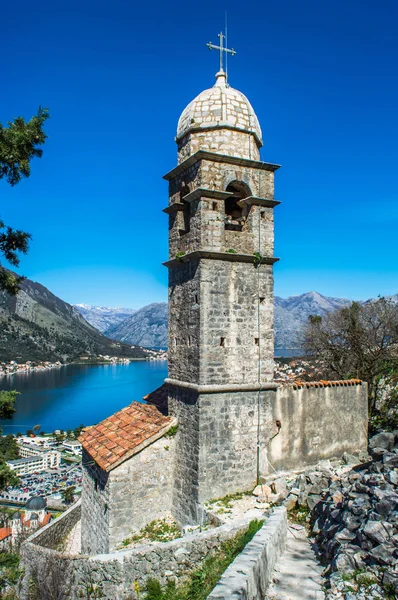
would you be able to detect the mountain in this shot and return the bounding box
[0,275,148,362]
[102,292,354,350]
[74,304,136,333]
[274,291,352,348]
[104,303,168,349]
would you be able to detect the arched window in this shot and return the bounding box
[225,181,251,231]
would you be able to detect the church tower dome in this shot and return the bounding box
[176,71,263,163]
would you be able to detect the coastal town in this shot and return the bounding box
[0,349,167,378]
[1,433,83,505]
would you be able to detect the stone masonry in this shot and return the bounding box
[165,69,281,524]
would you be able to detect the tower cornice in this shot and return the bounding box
[163,250,279,268]
[163,150,281,181]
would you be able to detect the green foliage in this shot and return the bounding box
[0,550,22,594]
[74,424,85,439]
[208,489,251,509]
[143,519,263,600]
[0,391,19,420]
[0,434,19,461]
[288,505,310,525]
[226,248,237,254]
[164,424,178,438]
[0,108,49,294]
[0,107,49,186]
[304,297,398,413]
[253,252,263,266]
[175,251,186,262]
[61,486,76,505]
[0,461,19,490]
[122,518,181,547]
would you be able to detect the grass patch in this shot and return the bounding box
[288,505,309,525]
[121,518,181,547]
[164,425,178,438]
[207,490,252,510]
[142,519,263,600]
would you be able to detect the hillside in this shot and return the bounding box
[0,275,148,362]
[74,304,136,332]
[104,303,168,349]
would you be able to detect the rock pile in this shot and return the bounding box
[276,431,398,598]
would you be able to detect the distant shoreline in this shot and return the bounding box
[0,355,167,378]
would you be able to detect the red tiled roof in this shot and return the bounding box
[0,527,12,542]
[144,384,169,416]
[40,513,51,527]
[79,402,176,472]
[291,379,362,390]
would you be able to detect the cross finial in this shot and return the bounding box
[206,32,236,79]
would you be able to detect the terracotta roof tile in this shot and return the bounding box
[0,527,12,542]
[144,384,169,416]
[79,401,176,472]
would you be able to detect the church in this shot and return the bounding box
[79,35,368,555]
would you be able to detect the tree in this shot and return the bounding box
[73,424,85,439]
[304,298,398,412]
[0,391,19,420]
[0,107,49,295]
[0,435,19,461]
[60,486,76,505]
[0,107,49,187]
[0,462,19,490]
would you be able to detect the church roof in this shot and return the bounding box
[79,402,176,472]
[177,71,262,146]
[143,384,169,416]
[25,496,46,510]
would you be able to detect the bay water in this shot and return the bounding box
[0,349,302,434]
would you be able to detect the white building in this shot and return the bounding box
[7,449,60,476]
[62,440,82,456]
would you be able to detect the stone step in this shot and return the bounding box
[265,525,325,600]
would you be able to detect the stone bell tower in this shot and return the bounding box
[163,53,281,524]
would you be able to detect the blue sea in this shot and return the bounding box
[0,361,168,435]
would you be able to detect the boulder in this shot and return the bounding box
[386,470,398,486]
[369,543,396,565]
[363,520,393,545]
[369,432,395,451]
[284,494,298,511]
[343,452,360,465]
[270,477,288,498]
[335,528,356,543]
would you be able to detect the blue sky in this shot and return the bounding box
[1,0,397,308]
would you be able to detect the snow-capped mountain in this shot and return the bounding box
[74,304,136,333]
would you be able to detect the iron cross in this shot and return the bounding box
[206,32,236,73]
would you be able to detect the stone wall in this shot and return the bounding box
[81,448,110,554]
[20,510,257,600]
[197,390,275,505]
[108,436,176,550]
[199,259,274,384]
[81,438,176,554]
[178,128,260,162]
[168,385,200,524]
[169,382,368,525]
[269,382,368,471]
[207,507,287,600]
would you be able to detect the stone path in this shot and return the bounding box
[265,524,325,600]
[64,519,81,555]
